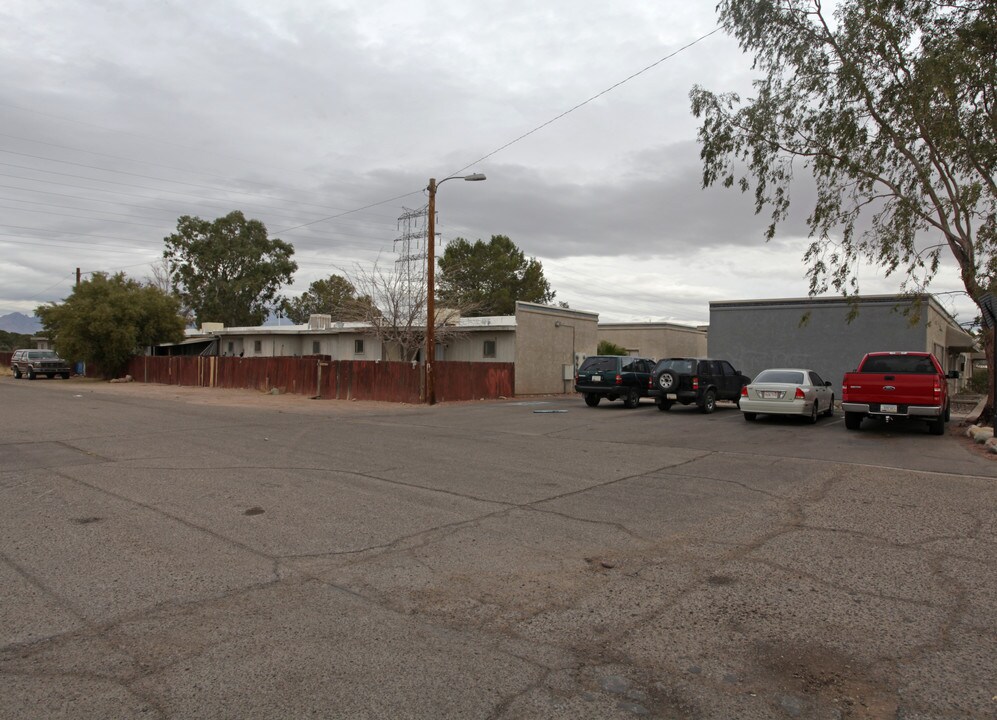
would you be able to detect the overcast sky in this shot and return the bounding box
[0,0,977,326]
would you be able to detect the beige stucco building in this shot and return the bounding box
[597,322,708,361]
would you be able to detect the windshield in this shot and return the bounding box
[654,359,695,374]
[753,370,805,384]
[28,351,59,359]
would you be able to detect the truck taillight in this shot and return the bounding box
[795,387,806,400]
[933,379,941,395]
[692,377,699,390]
[740,386,748,397]
[615,374,622,385]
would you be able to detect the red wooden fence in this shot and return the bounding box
[126,356,514,403]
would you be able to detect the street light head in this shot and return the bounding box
[462,173,486,182]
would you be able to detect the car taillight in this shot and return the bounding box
[692,377,699,390]
[648,377,653,389]
[740,386,748,397]
[933,379,941,395]
[794,387,806,400]
[615,374,622,385]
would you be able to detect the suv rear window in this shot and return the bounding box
[579,357,619,373]
[654,359,695,374]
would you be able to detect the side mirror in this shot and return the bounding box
[824,381,832,387]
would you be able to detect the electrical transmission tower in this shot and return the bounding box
[394,205,431,315]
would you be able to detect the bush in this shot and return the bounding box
[967,368,989,394]
[597,340,628,356]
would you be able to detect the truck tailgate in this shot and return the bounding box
[844,374,940,407]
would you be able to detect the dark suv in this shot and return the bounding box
[10,349,72,379]
[574,355,655,408]
[650,357,750,413]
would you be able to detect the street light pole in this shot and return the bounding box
[424,172,486,405]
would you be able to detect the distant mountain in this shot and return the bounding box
[0,312,42,334]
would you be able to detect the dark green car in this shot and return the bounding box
[574,355,655,408]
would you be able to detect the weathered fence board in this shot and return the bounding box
[126,356,513,403]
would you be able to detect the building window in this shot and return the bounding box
[354,339,364,355]
[227,342,234,353]
[254,340,262,354]
[483,339,496,358]
[312,341,321,354]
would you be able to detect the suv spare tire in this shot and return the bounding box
[657,371,677,391]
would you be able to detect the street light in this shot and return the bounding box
[425,172,486,405]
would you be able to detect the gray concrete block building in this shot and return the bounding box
[708,294,977,389]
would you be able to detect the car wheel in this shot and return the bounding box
[824,395,835,417]
[657,371,676,391]
[13,367,21,379]
[944,403,951,422]
[584,393,600,407]
[27,368,36,380]
[844,412,862,431]
[929,416,945,435]
[700,389,716,414]
[808,402,818,424]
[61,373,71,379]
[743,412,756,422]
[657,399,673,412]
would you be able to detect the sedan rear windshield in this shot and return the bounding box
[753,370,805,384]
[579,357,618,373]
[654,359,695,374]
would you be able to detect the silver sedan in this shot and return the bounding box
[739,368,835,424]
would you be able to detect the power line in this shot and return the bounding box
[450,27,723,176]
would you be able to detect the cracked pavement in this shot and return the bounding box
[1,379,995,719]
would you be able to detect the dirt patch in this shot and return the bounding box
[754,641,898,719]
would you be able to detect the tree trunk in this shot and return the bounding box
[983,326,995,427]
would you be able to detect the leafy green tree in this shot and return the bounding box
[163,211,297,327]
[690,0,996,416]
[282,274,362,324]
[597,340,628,356]
[36,273,186,377]
[437,235,555,316]
[0,330,33,352]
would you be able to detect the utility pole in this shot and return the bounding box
[425,178,437,405]
[76,267,81,287]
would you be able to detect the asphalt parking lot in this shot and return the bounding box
[1,378,995,719]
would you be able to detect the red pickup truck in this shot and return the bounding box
[841,352,959,435]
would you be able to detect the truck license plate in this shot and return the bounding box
[880,404,898,413]
[591,375,601,382]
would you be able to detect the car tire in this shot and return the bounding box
[944,403,951,422]
[657,399,672,412]
[808,402,818,424]
[13,367,21,379]
[824,395,835,417]
[584,393,600,407]
[743,412,756,422]
[929,416,945,435]
[844,412,862,430]
[700,389,716,414]
[623,388,640,409]
[657,371,676,392]
[27,368,36,380]
[61,373,71,379]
